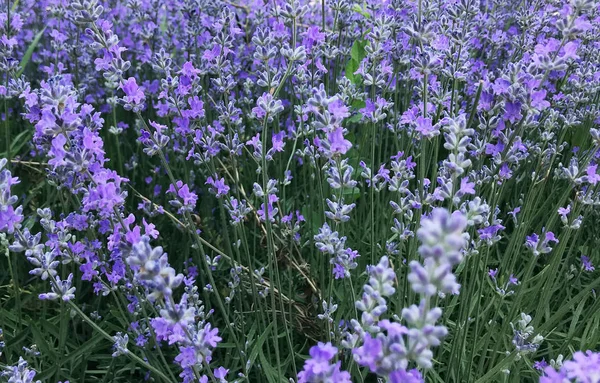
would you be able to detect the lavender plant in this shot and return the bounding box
[1,0,600,382]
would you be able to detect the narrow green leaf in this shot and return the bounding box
[1,129,31,157]
[30,323,56,359]
[63,335,106,364]
[17,27,46,77]
[248,322,274,370]
[260,352,290,383]
[258,348,281,383]
[567,299,587,340]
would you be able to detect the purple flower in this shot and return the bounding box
[302,26,326,52]
[327,127,352,155]
[253,93,284,121]
[167,181,198,212]
[459,177,476,195]
[389,369,423,383]
[175,346,197,369]
[540,366,568,383]
[298,342,351,383]
[271,131,286,153]
[545,232,558,243]
[120,77,145,112]
[558,205,571,216]
[525,230,558,256]
[503,102,522,123]
[0,159,24,234]
[542,350,600,383]
[492,78,511,95]
[213,367,229,381]
[586,165,600,185]
[206,175,230,198]
[328,99,349,121]
[581,255,594,272]
[2,358,40,383]
[39,273,76,301]
[353,334,384,372]
[257,194,279,222]
[417,208,468,264]
[499,163,513,180]
[563,350,600,382]
[478,224,505,242]
[531,90,550,110]
[485,141,505,156]
[525,233,539,249]
[415,116,439,138]
[534,359,549,371]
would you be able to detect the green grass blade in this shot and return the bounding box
[17,27,46,77]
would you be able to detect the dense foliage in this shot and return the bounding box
[1,0,600,382]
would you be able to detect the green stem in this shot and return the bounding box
[7,249,21,330]
[4,0,10,168]
[67,301,175,383]
[260,116,283,380]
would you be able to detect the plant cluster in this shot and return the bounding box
[1,0,600,382]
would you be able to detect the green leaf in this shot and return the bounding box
[345,39,367,85]
[248,322,274,370]
[342,186,361,201]
[347,100,366,123]
[30,323,56,359]
[351,99,366,109]
[160,13,168,33]
[345,58,358,83]
[301,205,322,233]
[1,129,31,158]
[62,334,106,365]
[351,4,370,18]
[568,123,592,150]
[347,113,363,123]
[258,348,288,383]
[567,299,587,340]
[350,39,367,63]
[17,27,46,77]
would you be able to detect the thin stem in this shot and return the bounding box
[260,116,283,379]
[4,0,10,168]
[67,301,175,383]
[7,248,22,330]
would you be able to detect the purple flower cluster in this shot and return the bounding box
[1,0,600,381]
[540,350,600,383]
[1,357,40,383]
[297,342,350,383]
[0,159,23,233]
[306,208,467,382]
[410,209,469,296]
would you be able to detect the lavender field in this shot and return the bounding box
[1,0,600,382]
